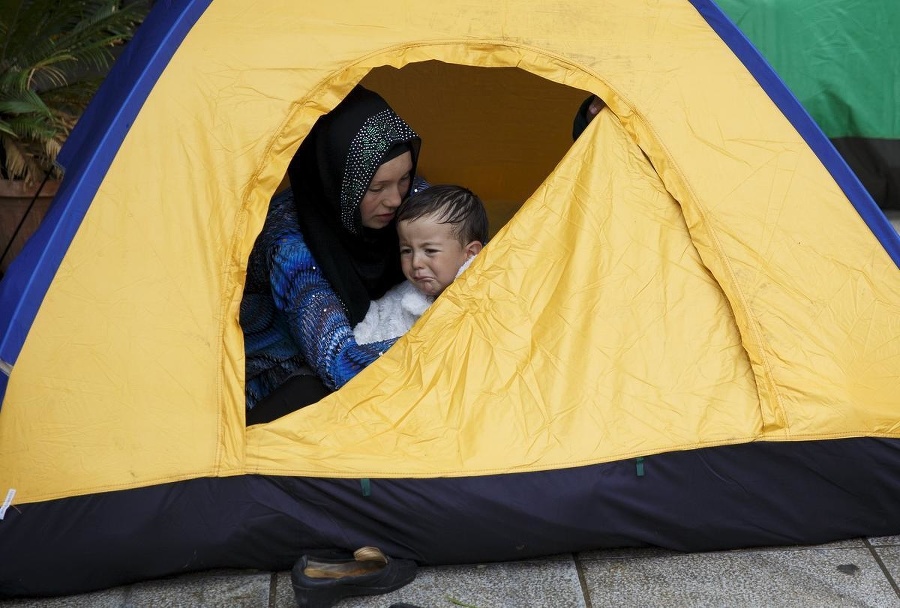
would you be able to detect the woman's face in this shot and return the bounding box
[359,151,413,230]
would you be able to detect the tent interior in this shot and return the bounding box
[273,61,592,236]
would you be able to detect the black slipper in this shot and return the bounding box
[291,546,417,608]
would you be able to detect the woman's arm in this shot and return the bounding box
[267,233,397,390]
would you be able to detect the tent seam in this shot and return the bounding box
[622,107,791,439]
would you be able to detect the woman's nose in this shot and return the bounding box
[383,186,403,209]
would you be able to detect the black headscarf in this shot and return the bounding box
[290,86,421,325]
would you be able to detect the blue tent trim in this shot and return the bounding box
[691,0,900,267]
[0,1,212,403]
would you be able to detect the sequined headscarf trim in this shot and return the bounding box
[340,109,419,235]
[288,86,421,325]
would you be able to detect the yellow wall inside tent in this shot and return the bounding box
[360,63,588,234]
[1,0,898,505]
[274,62,588,235]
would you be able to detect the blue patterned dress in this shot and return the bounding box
[240,190,397,410]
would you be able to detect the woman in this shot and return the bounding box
[241,85,423,424]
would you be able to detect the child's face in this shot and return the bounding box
[398,216,480,297]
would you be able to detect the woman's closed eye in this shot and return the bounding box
[370,173,410,193]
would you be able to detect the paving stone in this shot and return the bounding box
[580,547,898,607]
[272,572,295,608]
[0,588,127,608]
[811,538,869,549]
[577,538,866,563]
[274,556,585,608]
[870,536,900,547]
[578,546,682,561]
[123,570,271,608]
[872,546,900,589]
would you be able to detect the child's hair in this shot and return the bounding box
[396,185,489,244]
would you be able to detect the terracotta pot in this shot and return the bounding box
[0,178,61,275]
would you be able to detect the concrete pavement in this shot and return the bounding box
[2,536,900,607]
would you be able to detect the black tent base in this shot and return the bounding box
[2,437,899,598]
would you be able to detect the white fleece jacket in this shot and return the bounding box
[353,256,474,344]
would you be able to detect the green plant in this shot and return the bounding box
[0,0,149,183]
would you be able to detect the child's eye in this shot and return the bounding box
[425,249,438,255]
[399,248,411,255]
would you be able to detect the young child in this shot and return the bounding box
[353,185,488,343]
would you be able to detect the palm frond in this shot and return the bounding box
[1,134,54,181]
[0,0,150,181]
[0,88,53,119]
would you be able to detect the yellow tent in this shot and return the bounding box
[1,0,898,598]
